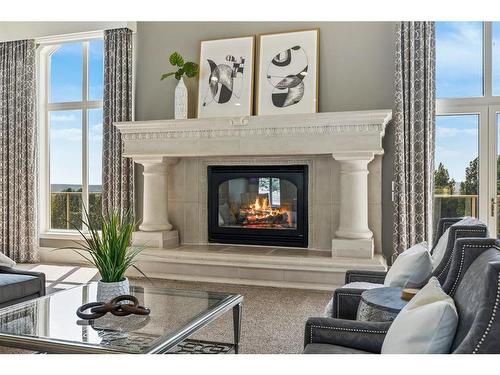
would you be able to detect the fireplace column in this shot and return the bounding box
[331,152,374,259]
[132,156,179,248]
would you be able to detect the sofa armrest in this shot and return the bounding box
[0,266,46,297]
[345,270,387,284]
[332,287,365,319]
[304,317,391,353]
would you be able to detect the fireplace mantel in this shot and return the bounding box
[115,110,392,159]
[115,110,392,258]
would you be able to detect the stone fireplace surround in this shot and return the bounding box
[115,110,392,260]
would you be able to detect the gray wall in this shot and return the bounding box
[134,21,396,257]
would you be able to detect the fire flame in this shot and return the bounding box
[239,195,292,227]
[252,196,268,211]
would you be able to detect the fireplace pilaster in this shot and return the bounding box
[331,152,375,258]
[133,156,179,248]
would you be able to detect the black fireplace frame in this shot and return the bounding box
[207,165,308,248]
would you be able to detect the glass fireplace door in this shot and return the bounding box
[218,177,297,229]
[208,165,308,247]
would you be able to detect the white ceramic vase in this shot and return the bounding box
[174,77,188,120]
[96,277,130,303]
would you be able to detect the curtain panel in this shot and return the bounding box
[102,28,134,217]
[393,22,436,256]
[0,40,38,262]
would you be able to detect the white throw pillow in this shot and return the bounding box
[431,217,477,270]
[431,228,450,270]
[384,242,432,288]
[0,252,16,268]
[342,282,384,290]
[381,277,458,354]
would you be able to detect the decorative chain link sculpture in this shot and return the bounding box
[76,295,151,320]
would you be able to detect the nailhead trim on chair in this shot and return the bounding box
[449,244,467,296]
[336,292,363,317]
[309,324,388,344]
[437,228,487,280]
[448,243,500,295]
[472,272,500,354]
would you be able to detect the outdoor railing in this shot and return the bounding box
[434,194,500,235]
[434,194,479,218]
[50,191,102,230]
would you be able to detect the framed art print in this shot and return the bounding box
[256,29,319,116]
[197,35,255,118]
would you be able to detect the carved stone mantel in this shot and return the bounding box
[115,110,392,256]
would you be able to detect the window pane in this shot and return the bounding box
[493,23,500,96]
[434,115,479,231]
[88,108,103,229]
[436,22,483,98]
[50,43,83,103]
[50,110,83,229]
[88,39,104,101]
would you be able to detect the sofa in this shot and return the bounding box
[304,237,500,354]
[0,266,46,309]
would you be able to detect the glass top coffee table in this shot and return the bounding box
[0,283,243,354]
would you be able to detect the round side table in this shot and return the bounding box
[356,287,409,322]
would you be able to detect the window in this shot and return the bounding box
[493,23,500,96]
[434,115,479,220]
[436,22,484,98]
[258,177,281,207]
[435,22,500,237]
[39,33,104,234]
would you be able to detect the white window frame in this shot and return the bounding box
[37,31,104,239]
[436,22,500,234]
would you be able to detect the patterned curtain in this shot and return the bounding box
[393,22,436,256]
[0,40,38,262]
[102,28,134,217]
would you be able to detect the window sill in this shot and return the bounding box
[39,231,83,240]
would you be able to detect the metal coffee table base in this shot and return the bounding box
[173,339,235,354]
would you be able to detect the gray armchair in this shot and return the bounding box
[0,266,46,309]
[332,217,488,319]
[305,237,500,354]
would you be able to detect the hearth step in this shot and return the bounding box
[40,245,386,291]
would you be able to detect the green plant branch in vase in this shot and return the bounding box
[57,207,149,302]
[161,52,199,81]
[161,52,199,120]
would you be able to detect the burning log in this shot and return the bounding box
[235,194,292,228]
[241,212,288,225]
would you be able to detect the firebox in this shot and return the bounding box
[207,165,308,247]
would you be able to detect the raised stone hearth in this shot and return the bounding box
[115,110,392,263]
[39,244,386,291]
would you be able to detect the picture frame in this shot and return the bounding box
[196,35,255,118]
[256,29,319,116]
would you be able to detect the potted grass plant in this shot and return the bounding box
[61,207,147,302]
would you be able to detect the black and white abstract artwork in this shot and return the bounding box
[257,30,318,115]
[203,55,245,106]
[197,36,254,118]
[267,46,308,108]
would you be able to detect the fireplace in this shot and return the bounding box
[207,165,308,247]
